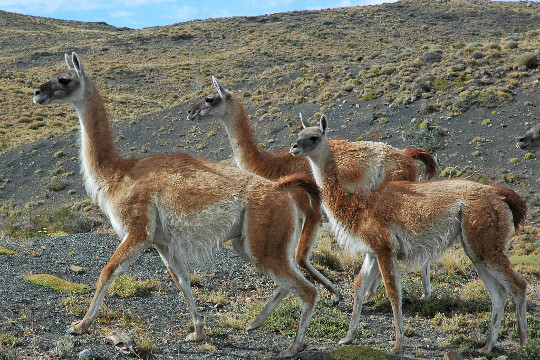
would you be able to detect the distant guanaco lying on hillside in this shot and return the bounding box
[290,115,527,354]
[33,53,321,358]
[517,122,540,151]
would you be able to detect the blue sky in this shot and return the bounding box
[1,0,400,29]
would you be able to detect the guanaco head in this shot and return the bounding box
[187,76,233,121]
[517,122,540,151]
[290,114,328,157]
[33,52,87,106]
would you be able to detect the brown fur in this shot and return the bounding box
[291,120,528,354]
[33,53,319,358]
[188,82,438,302]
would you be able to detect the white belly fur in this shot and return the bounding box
[154,198,246,264]
[324,203,463,267]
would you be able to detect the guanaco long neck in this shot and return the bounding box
[307,141,343,198]
[223,99,293,178]
[73,77,125,201]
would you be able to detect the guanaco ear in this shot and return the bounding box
[212,76,231,100]
[65,52,86,78]
[299,113,312,129]
[65,53,75,70]
[319,114,328,135]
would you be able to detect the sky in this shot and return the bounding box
[0,0,401,29]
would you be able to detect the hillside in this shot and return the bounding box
[0,0,539,359]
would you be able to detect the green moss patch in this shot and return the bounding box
[0,332,23,347]
[0,246,16,255]
[23,274,92,294]
[329,345,388,360]
[108,273,160,298]
[511,255,540,269]
[245,297,360,340]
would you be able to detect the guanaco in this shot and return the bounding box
[33,53,321,357]
[290,115,527,354]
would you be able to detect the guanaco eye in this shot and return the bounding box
[310,136,319,142]
[205,97,215,104]
[59,77,71,86]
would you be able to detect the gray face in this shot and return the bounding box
[517,123,540,151]
[186,77,232,121]
[186,91,224,121]
[290,126,324,157]
[33,69,81,105]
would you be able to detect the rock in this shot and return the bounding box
[107,330,137,355]
[444,350,461,360]
[70,265,85,274]
[78,348,98,360]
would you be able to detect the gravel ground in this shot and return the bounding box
[0,232,534,359]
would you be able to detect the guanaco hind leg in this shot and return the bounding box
[295,215,341,305]
[468,254,527,352]
[153,243,205,341]
[340,252,381,345]
[376,253,403,354]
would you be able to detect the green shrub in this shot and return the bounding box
[403,119,445,152]
[504,40,518,49]
[46,176,67,192]
[246,297,353,340]
[515,52,538,69]
[433,77,450,90]
[361,90,382,101]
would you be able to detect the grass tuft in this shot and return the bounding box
[329,345,388,360]
[108,273,160,298]
[0,332,23,347]
[0,246,16,255]
[23,274,92,294]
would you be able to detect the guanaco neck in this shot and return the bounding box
[307,141,342,196]
[223,97,294,178]
[73,77,126,201]
[307,140,369,217]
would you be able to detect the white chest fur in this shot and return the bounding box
[323,204,372,255]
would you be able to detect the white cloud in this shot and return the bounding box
[170,5,199,22]
[247,0,294,11]
[110,10,136,19]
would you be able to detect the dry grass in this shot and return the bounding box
[1,1,539,150]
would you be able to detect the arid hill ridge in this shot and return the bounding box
[0,1,539,359]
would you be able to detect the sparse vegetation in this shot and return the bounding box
[1,204,97,239]
[329,345,388,360]
[0,1,539,358]
[23,274,92,294]
[0,332,23,347]
[108,273,160,298]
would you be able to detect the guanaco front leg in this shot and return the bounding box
[68,231,149,334]
[295,216,341,305]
